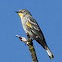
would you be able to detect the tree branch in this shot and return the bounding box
[16,35,38,62]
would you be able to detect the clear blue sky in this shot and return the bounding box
[0,0,62,62]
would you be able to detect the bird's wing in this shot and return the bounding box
[27,17,41,30]
[26,16,44,40]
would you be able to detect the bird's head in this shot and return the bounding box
[16,9,31,18]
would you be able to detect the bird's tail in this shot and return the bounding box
[46,47,54,59]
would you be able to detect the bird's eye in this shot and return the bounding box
[19,10,26,13]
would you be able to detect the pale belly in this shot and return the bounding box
[21,20,33,37]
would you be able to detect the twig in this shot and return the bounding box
[16,35,38,62]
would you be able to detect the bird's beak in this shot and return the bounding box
[15,11,22,18]
[15,11,19,13]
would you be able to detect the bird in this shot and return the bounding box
[16,9,54,59]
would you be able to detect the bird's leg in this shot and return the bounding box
[26,33,33,45]
[26,33,30,38]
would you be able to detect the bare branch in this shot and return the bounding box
[16,35,38,62]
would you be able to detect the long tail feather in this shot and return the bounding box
[46,48,54,59]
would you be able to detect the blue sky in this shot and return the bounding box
[0,0,62,62]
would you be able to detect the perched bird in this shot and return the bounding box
[16,9,54,59]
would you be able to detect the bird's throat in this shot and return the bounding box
[18,13,23,18]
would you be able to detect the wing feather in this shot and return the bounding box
[27,17,41,31]
[26,16,43,40]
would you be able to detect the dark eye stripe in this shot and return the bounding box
[19,11,22,13]
[19,10,25,13]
